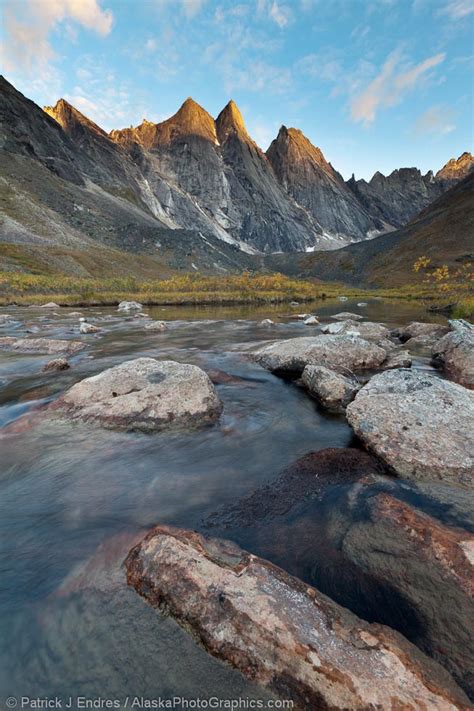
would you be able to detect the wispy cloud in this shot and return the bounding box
[257,0,293,28]
[351,50,446,125]
[2,0,113,74]
[415,105,456,136]
[439,0,474,19]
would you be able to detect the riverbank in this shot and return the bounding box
[1,272,471,315]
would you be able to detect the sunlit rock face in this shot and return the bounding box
[267,126,384,241]
[436,151,474,185]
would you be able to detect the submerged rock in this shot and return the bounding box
[252,335,386,375]
[342,492,474,696]
[302,365,360,412]
[126,525,469,711]
[42,357,70,372]
[259,318,274,326]
[55,357,222,432]
[117,300,143,312]
[0,337,86,354]
[321,320,389,341]
[432,320,474,389]
[346,369,474,486]
[145,320,167,331]
[332,312,364,321]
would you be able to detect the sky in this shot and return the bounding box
[1,0,473,180]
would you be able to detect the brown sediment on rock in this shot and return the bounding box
[126,525,470,710]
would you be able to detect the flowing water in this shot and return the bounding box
[0,298,465,707]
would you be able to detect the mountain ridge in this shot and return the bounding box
[0,75,472,277]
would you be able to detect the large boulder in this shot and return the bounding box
[252,335,386,375]
[0,337,86,354]
[126,525,469,710]
[432,320,474,389]
[346,369,474,486]
[55,357,222,432]
[342,492,474,696]
[302,365,360,412]
[394,321,450,342]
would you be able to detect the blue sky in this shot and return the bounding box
[2,0,473,179]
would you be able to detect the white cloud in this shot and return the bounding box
[439,0,474,18]
[351,50,446,125]
[247,118,279,150]
[415,105,456,135]
[2,0,113,74]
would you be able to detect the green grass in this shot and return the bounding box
[0,271,470,311]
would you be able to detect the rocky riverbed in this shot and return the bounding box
[0,299,472,709]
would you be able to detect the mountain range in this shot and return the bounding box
[0,75,472,279]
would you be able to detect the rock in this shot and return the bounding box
[38,302,60,308]
[126,525,469,711]
[337,295,348,301]
[303,315,319,325]
[206,369,251,386]
[259,318,274,326]
[322,320,389,341]
[0,337,86,354]
[145,320,167,331]
[357,302,368,307]
[55,357,222,432]
[302,365,360,412]
[332,312,364,321]
[395,321,450,343]
[383,349,412,369]
[79,318,101,334]
[342,492,474,695]
[117,300,143,312]
[432,320,474,389]
[252,335,387,375]
[68,311,83,317]
[405,334,441,351]
[133,312,148,319]
[289,301,300,306]
[346,369,474,486]
[42,357,70,372]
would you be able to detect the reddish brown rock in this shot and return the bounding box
[42,357,70,372]
[342,493,474,696]
[126,525,470,710]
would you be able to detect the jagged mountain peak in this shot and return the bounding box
[158,96,217,143]
[44,98,108,139]
[267,124,333,177]
[215,100,248,144]
[436,151,474,182]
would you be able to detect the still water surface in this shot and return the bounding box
[0,299,460,705]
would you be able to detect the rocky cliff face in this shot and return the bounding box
[346,153,474,229]
[346,168,444,228]
[267,126,385,242]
